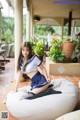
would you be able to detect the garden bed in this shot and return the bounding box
[46,57,80,76]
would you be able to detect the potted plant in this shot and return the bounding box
[34,39,44,60]
[47,39,65,63]
[71,38,80,63]
[62,38,76,62]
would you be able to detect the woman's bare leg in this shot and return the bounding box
[31,82,50,94]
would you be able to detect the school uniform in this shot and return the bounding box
[20,55,62,99]
[20,55,48,90]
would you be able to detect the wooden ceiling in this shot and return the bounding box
[32,0,80,18]
[6,0,80,26]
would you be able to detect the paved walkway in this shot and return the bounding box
[0,58,15,111]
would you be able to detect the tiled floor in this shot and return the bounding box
[0,58,15,112]
[0,58,15,97]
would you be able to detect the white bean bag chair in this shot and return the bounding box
[55,110,80,120]
[6,79,79,120]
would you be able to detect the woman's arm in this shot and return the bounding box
[15,71,23,92]
[38,63,51,82]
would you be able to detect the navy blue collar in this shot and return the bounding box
[20,55,38,65]
[27,55,35,64]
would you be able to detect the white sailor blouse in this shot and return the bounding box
[20,55,42,74]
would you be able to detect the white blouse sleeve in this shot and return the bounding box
[34,55,42,66]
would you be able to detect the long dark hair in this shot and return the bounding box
[17,42,33,71]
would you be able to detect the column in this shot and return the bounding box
[14,0,23,72]
[0,9,2,40]
[61,18,64,39]
[30,2,33,39]
[26,0,33,41]
[26,10,30,41]
[68,11,72,36]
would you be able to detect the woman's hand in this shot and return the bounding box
[39,64,51,83]
[47,77,51,83]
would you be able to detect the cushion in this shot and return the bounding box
[6,78,79,120]
[55,110,80,120]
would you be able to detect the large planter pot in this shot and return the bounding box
[62,41,75,62]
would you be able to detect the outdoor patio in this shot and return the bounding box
[0,57,80,117]
[0,58,80,116]
[0,0,80,119]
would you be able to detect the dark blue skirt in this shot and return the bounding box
[31,72,48,90]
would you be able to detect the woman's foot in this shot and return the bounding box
[48,84,53,88]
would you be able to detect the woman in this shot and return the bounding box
[15,42,51,97]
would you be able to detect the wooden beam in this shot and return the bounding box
[68,11,72,36]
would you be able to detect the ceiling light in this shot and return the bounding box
[34,16,41,21]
